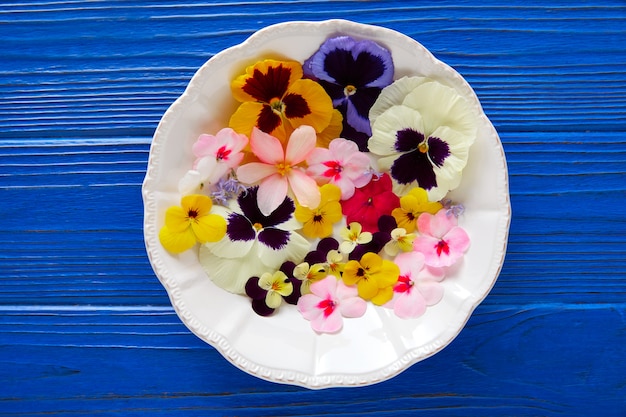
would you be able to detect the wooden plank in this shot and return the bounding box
[0,2,624,137]
[0,305,624,415]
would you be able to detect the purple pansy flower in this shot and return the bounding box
[199,186,309,294]
[303,36,394,151]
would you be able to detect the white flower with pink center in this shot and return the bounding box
[306,138,372,200]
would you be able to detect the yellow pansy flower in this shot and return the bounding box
[342,252,399,305]
[294,184,343,239]
[158,194,226,254]
[392,187,443,233]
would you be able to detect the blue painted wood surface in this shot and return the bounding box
[1,1,625,415]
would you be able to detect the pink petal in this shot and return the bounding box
[257,174,289,216]
[311,309,343,333]
[288,169,321,209]
[285,125,316,165]
[217,127,249,154]
[192,133,218,158]
[236,162,277,184]
[328,137,359,159]
[394,251,425,278]
[394,291,427,319]
[418,282,444,306]
[297,294,325,320]
[339,296,367,318]
[444,226,470,254]
[332,176,356,200]
[310,276,338,299]
[250,127,285,164]
[305,147,331,166]
[418,210,456,238]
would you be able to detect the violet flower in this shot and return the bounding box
[303,36,394,151]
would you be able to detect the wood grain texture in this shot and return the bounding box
[1,0,625,415]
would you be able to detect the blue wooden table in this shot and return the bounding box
[1,1,625,415]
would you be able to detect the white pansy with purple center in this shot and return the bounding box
[199,186,309,294]
[368,77,477,200]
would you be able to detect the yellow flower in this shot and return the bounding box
[342,252,399,305]
[325,249,345,278]
[258,271,293,309]
[293,262,328,294]
[294,184,343,239]
[229,59,335,143]
[391,187,442,233]
[158,194,226,254]
[339,222,372,254]
[383,228,415,256]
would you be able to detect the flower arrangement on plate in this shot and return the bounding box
[143,20,510,388]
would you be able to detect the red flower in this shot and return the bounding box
[340,173,400,233]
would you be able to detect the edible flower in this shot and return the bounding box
[303,36,394,150]
[293,261,329,294]
[229,59,334,141]
[159,194,226,254]
[383,227,415,257]
[384,251,445,319]
[340,173,399,233]
[338,222,372,254]
[199,186,309,294]
[237,126,320,216]
[245,271,296,316]
[392,187,443,233]
[297,276,367,333]
[368,77,477,200]
[306,138,372,200]
[413,209,470,267]
[342,252,399,305]
[294,184,343,239]
[178,128,248,195]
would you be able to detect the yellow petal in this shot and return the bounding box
[284,79,333,133]
[164,206,190,233]
[377,259,400,287]
[191,213,227,243]
[360,252,383,273]
[294,204,313,224]
[159,226,196,254]
[319,183,342,203]
[371,286,394,306]
[181,194,213,217]
[342,260,362,285]
[230,102,269,138]
[357,277,379,300]
[316,109,343,148]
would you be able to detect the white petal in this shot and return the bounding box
[369,76,427,124]
[178,170,203,194]
[203,229,254,259]
[198,242,265,294]
[257,230,310,269]
[368,105,424,156]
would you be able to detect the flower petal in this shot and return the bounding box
[256,176,288,217]
[339,296,367,318]
[257,228,310,269]
[297,294,325,320]
[158,226,196,254]
[249,127,285,164]
[288,169,321,209]
[190,213,227,243]
[394,291,427,319]
[235,162,277,186]
[199,242,265,294]
[369,76,427,124]
[311,309,343,333]
[285,125,317,164]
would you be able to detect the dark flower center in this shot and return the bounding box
[215,145,231,161]
[313,214,324,223]
[187,209,198,219]
[356,267,365,277]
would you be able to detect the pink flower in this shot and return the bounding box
[413,209,470,267]
[340,173,400,233]
[236,126,320,216]
[297,276,367,333]
[306,138,372,200]
[384,251,445,319]
[178,128,248,194]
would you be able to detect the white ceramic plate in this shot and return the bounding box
[143,19,510,389]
